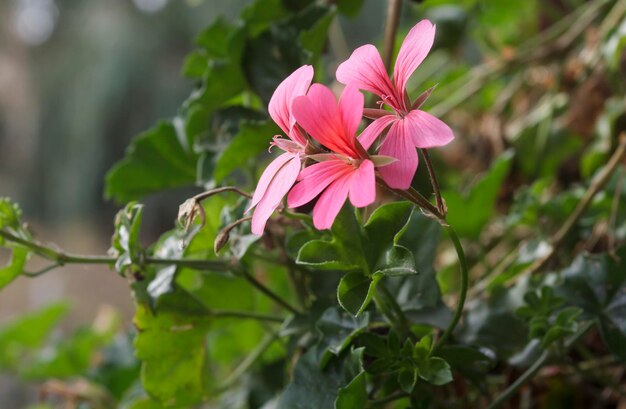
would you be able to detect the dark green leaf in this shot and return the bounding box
[418,357,453,386]
[214,120,280,182]
[335,371,367,409]
[316,308,370,367]
[337,272,383,316]
[398,366,418,393]
[105,122,198,203]
[336,0,365,16]
[277,347,344,409]
[558,247,626,360]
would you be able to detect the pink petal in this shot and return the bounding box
[358,114,397,150]
[251,154,301,235]
[378,120,419,190]
[268,65,314,146]
[336,44,397,103]
[338,84,364,139]
[292,84,356,157]
[248,152,295,211]
[312,174,352,230]
[287,160,352,208]
[404,110,454,148]
[393,20,436,94]
[349,160,375,207]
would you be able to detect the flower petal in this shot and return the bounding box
[358,114,397,150]
[268,65,314,145]
[312,174,352,230]
[292,84,356,157]
[251,154,301,235]
[287,160,352,208]
[338,84,364,139]
[404,109,454,148]
[336,44,396,102]
[248,152,295,211]
[378,120,419,190]
[393,20,436,94]
[349,159,375,207]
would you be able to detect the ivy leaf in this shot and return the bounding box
[276,347,344,409]
[105,122,198,203]
[0,198,22,231]
[558,247,626,360]
[316,308,370,368]
[213,120,280,182]
[337,272,383,316]
[335,371,367,409]
[444,150,513,238]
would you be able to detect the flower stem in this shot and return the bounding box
[432,225,468,354]
[236,266,300,315]
[382,0,402,72]
[420,149,446,216]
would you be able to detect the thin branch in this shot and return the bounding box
[237,267,300,315]
[382,0,403,72]
[208,309,284,323]
[515,133,626,281]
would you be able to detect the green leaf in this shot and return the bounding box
[0,198,22,230]
[0,303,69,370]
[214,120,280,182]
[398,367,418,393]
[316,308,370,367]
[337,272,383,316]
[105,122,198,203]
[241,0,289,35]
[335,371,367,409]
[0,246,28,290]
[276,347,344,409]
[297,5,335,60]
[336,0,365,16]
[417,357,453,386]
[557,247,626,360]
[134,303,211,407]
[444,150,513,238]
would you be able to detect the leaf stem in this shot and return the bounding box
[432,225,468,353]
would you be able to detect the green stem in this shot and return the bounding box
[237,267,300,315]
[432,225,468,353]
[378,283,416,341]
[208,309,284,323]
[486,321,594,409]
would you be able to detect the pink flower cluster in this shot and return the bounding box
[248,20,454,234]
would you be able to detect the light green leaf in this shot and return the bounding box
[337,272,383,316]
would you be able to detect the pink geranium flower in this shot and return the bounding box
[336,19,454,190]
[248,65,313,235]
[287,84,376,230]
